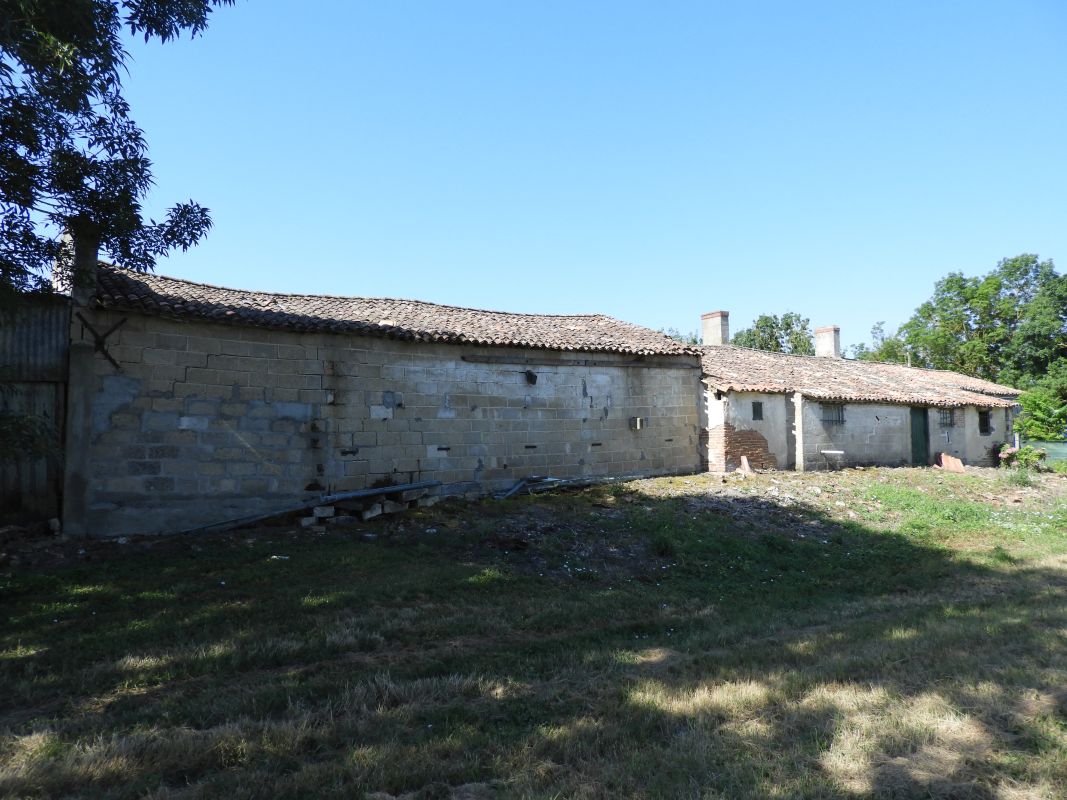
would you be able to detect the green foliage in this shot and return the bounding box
[1004,466,1035,487]
[0,0,233,311]
[659,327,700,345]
[1051,460,1067,475]
[1016,446,1048,469]
[850,321,911,363]
[1002,443,1047,470]
[731,311,814,355]
[1016,388,1067,441]
[851,255,1067,390]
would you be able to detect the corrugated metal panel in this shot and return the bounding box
[0,297,71,382]
[0,297,69,518]
[0,382,64,516]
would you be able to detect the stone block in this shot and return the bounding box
[370,404,393,421]
[313,505,335,518]
[142,348,178,366]
[416,496,440,508]
[178,415,210,431]
[300,516,318,528]
[142,411,179,431]
[105,476,143,493]
[361,504,383,520]
[382,499,409,514]
[327,515,361,527]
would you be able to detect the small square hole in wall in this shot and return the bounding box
[752,401,763,421]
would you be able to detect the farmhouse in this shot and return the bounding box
[698,311,1021,472]
[59,266,703,536]
[2,266,1025,538]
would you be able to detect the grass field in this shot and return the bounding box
[2,467,1066,799]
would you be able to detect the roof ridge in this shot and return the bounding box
[97,262,613,321]
[701,343,1017,393]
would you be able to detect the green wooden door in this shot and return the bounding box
[910,407,929,465]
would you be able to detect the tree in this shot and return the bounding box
[731,312,814,355]
[659,327,700,345]
[850,255,1067,387]
[1015,388,1067,442]
[895,255,1064,382]
[0,0,233,311]
[850,322,910,363]
[1,1,231,462]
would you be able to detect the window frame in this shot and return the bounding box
[752,401,763,421]
[938,409,955,428]
[978,409,992,435]
[820,403,845,425]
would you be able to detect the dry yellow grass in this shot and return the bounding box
[1,468,1066,798]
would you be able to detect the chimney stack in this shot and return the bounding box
[815,325,841,358]
[701,311,729,346]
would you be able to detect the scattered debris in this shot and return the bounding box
[935,453,967,473]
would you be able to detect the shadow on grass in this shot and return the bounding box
[1,478,1065,798]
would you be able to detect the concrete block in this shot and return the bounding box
[142,411,179,431]
[361,503,383,520]
[416,496,440,508]
[381,499,409,514]
[370,404,393,421]
[392,488,427,502]
[327,515,361,527]
[142,348,178,366]
[144,477,175,492]
[178,415,210,431]
[313,505,335,518]
[300,516,318,528]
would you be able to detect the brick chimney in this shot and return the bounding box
[701,311,729,346]
[815,325,841,358]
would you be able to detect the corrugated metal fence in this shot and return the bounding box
[0,297,70,518]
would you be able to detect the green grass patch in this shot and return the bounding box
[1,469,1065,799]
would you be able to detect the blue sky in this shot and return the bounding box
[124,1,1067,349]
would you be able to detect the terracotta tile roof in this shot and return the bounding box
[701,345,1020,408]
[93,264,691,356]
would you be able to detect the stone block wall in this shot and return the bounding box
[798,400,910,470]
[959,405,1014,466]
[78,310,702,535]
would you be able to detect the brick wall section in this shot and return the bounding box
[704,423,778,471]
[81,310,702,535]
[723,424,777,470]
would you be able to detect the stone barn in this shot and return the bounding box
[698,311,1020,472]
[64,265,702,536]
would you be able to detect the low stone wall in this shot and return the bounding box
[77,310,702,536]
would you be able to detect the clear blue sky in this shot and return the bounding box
[123,0,1067,349]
